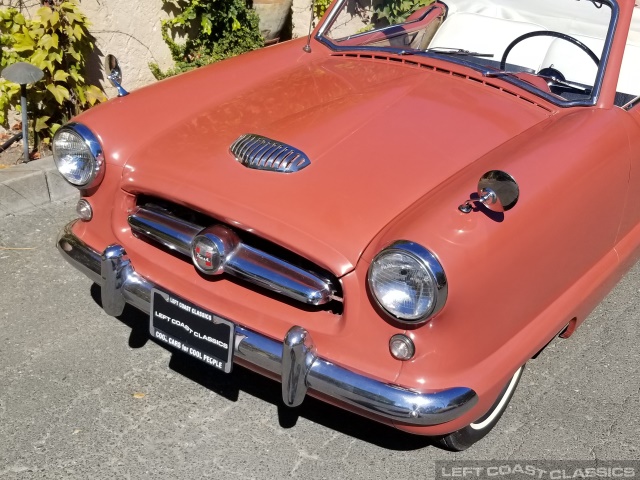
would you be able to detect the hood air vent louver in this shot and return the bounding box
[230,134,311,173]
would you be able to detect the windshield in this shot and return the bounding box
[317,0,620,106]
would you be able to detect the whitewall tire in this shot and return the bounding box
[436,366,524,451]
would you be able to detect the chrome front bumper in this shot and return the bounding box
[57,221,478,427]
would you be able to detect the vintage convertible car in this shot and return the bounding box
[55,0,640,450]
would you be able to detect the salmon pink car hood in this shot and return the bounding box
[118,55,551,276]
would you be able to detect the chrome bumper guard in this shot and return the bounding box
[57,221,478,426]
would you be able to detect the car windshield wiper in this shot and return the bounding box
[484,70,590,93]
[426,47,494,58]
[398,48,494,58]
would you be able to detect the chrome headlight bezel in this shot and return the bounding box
[367,241,448,325]
[52,122,104,189]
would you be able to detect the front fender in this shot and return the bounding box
[359,106,631,428]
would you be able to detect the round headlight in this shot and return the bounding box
[52,123,104,188]
[368,241,447,323]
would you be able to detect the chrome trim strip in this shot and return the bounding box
[128,206,202,257]
[57,221,479,426]
[623,95,640,111]
[226,244,335,305]
[128,206,337,306]
[327,4,439,43]
[316,0,619,108]
[230,134,311,173]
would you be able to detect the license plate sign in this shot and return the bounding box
[150,289,234,373]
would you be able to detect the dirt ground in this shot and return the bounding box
[0,127,45,169]
[0,134,25,168]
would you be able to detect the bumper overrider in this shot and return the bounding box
[57,221,478,427]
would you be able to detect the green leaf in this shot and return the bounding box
[49,10,60,28]
[48,51,63,63]
[46,84,69,104]
[68,46,81,61]
[65,11,83,24]
[53,70,69,82]
[76,86,86,104]
[34,115,50,132]
[60,2,77,11]
[58,85,70,100]
[39,33,53,49]
[85,85,106,105]
[30,49,48,69]
[31,26,45,37]
[37,7,52,26]
[73,23,84,40]
[13,32,35,51]
[68,70,82,82]
[201,16,212,35]
[43,60,55,74]
[46,83,64,103]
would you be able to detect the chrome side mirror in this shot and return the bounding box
[458,170,519,214]
[104,54,129,97]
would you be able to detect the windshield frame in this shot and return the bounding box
[315,0,620,108]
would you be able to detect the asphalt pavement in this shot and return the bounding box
[0,199,639,479]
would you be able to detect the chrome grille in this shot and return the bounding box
[230,134,311,173]
[128,203,342,306]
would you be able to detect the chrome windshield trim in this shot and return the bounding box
[316,0,619,108]
[327,4,441,43]
[623,95,640,110]
[57,222,479,426]
[128,206,337,306]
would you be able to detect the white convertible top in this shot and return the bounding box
[441,0,613,38]
[430,0,640,95]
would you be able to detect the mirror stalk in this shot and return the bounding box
[459,189,498,213]
[105,54,129,97]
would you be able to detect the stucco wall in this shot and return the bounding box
[8,0,316,97]
[291,0,313,39]
[88,0,311,95]
[10,0,173,96]
[80,0,174,97]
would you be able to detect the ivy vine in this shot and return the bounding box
[150,0,264,80]
[0,1,106,150]
[374,0,435,25]
[313,0,333,20]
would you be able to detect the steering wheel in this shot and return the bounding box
[500,31,600,71]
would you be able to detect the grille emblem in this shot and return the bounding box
[191,226,239,275]
[192,236,222,274]
[230,134,310,173]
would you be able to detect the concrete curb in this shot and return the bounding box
[0,156,78,215]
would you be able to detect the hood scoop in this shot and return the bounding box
[230,133,311,173]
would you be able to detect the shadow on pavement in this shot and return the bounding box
[90,283,438,451]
